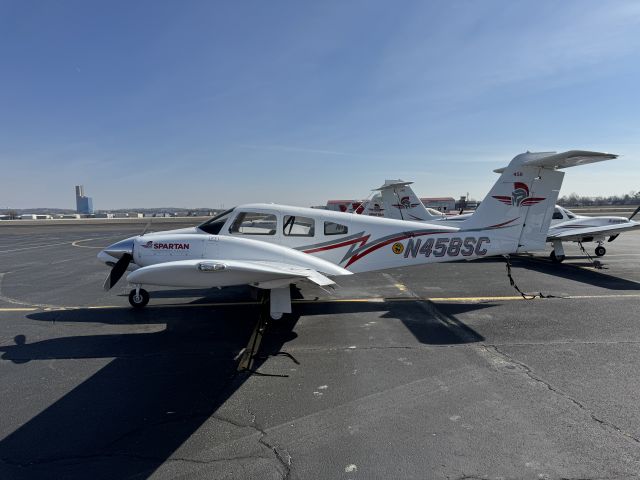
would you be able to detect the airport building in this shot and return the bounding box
[420,197,456,212]
[75,185,94,215]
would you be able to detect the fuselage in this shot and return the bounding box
[99,203,522,275]
[548,206,635,242]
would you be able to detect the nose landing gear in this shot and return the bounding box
[128,287,150,308]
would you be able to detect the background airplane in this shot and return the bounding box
[546,204,640,262]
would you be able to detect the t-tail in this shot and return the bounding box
[374,180,442,222]
[460,150,617,253]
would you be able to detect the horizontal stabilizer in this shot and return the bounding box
[373,179,414,191]
[494,150,618,173]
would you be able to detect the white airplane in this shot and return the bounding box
[545,204,640,262]
[368,151,638,262]
[99,151,579,318]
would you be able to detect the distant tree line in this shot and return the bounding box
[557,191,640,207]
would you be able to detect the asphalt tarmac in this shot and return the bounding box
[1,222,640,479]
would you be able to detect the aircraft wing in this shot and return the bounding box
[547,222,640,241]
[126,259,350,289]
[494,150,617,173]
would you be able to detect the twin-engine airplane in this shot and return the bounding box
[99,150,596,318]
[368,151,638,262]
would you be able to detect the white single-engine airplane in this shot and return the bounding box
[99,150,600,318]
[544,204,640,262]
[367,151,638,262]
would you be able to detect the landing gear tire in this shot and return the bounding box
[595,245,606,257]
[550,251,565,263]
[129,288,150,308]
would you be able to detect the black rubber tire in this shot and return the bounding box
[128,288,150,308]
[550,251,565,263]
[595,246,606,257]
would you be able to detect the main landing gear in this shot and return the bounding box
[595,245,606,257]
[128,287,150,308]
[550,239,565,263]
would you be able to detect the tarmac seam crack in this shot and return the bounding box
[71,372,291,477]
[249,407,293,480]
[483,344,640,447]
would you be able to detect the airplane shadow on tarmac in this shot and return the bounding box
[480,256,640,291]
[0,291,488,479]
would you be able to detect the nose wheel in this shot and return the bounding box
[595,245,606,257]
[128,288,150,308]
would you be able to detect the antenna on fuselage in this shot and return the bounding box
[141,219,152,236]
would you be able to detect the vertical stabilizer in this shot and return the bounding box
[375,180,442,221]
[460,153,564,252]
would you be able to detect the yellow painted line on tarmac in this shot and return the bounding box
[563,293,640,300]
[0,307,38,312]
[429,295,528,302]
[4,292,638,313]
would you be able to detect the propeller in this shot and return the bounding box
[607,206,640,243]
[103,252,133,291]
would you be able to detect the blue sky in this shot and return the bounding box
[1,0,639,209]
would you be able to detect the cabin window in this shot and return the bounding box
[229,212,277,235]
[324,221,348,235]
[565,210,576,219]
[283,215,315,237]
[552,208,563,220]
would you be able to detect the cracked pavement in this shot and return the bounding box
[1,224,640,479]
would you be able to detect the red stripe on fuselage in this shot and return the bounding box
[344,231,449,268]
[302,235,370,254]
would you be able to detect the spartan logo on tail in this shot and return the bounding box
[392,196,420,210]
[492,181,545,207]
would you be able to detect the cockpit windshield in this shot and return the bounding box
[198,208,236,235]
[564,208,576,219]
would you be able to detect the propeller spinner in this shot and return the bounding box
[101,238,135,291]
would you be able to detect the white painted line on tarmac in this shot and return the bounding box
[0,235,120,254]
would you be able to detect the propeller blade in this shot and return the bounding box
[629,205,640,221]
[103,253,133,291]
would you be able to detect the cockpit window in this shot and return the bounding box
[198,208,235,235]
[564,209,576,219]
[229,212,277,235]
[283,215,315,237]
[552,207,564,220]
